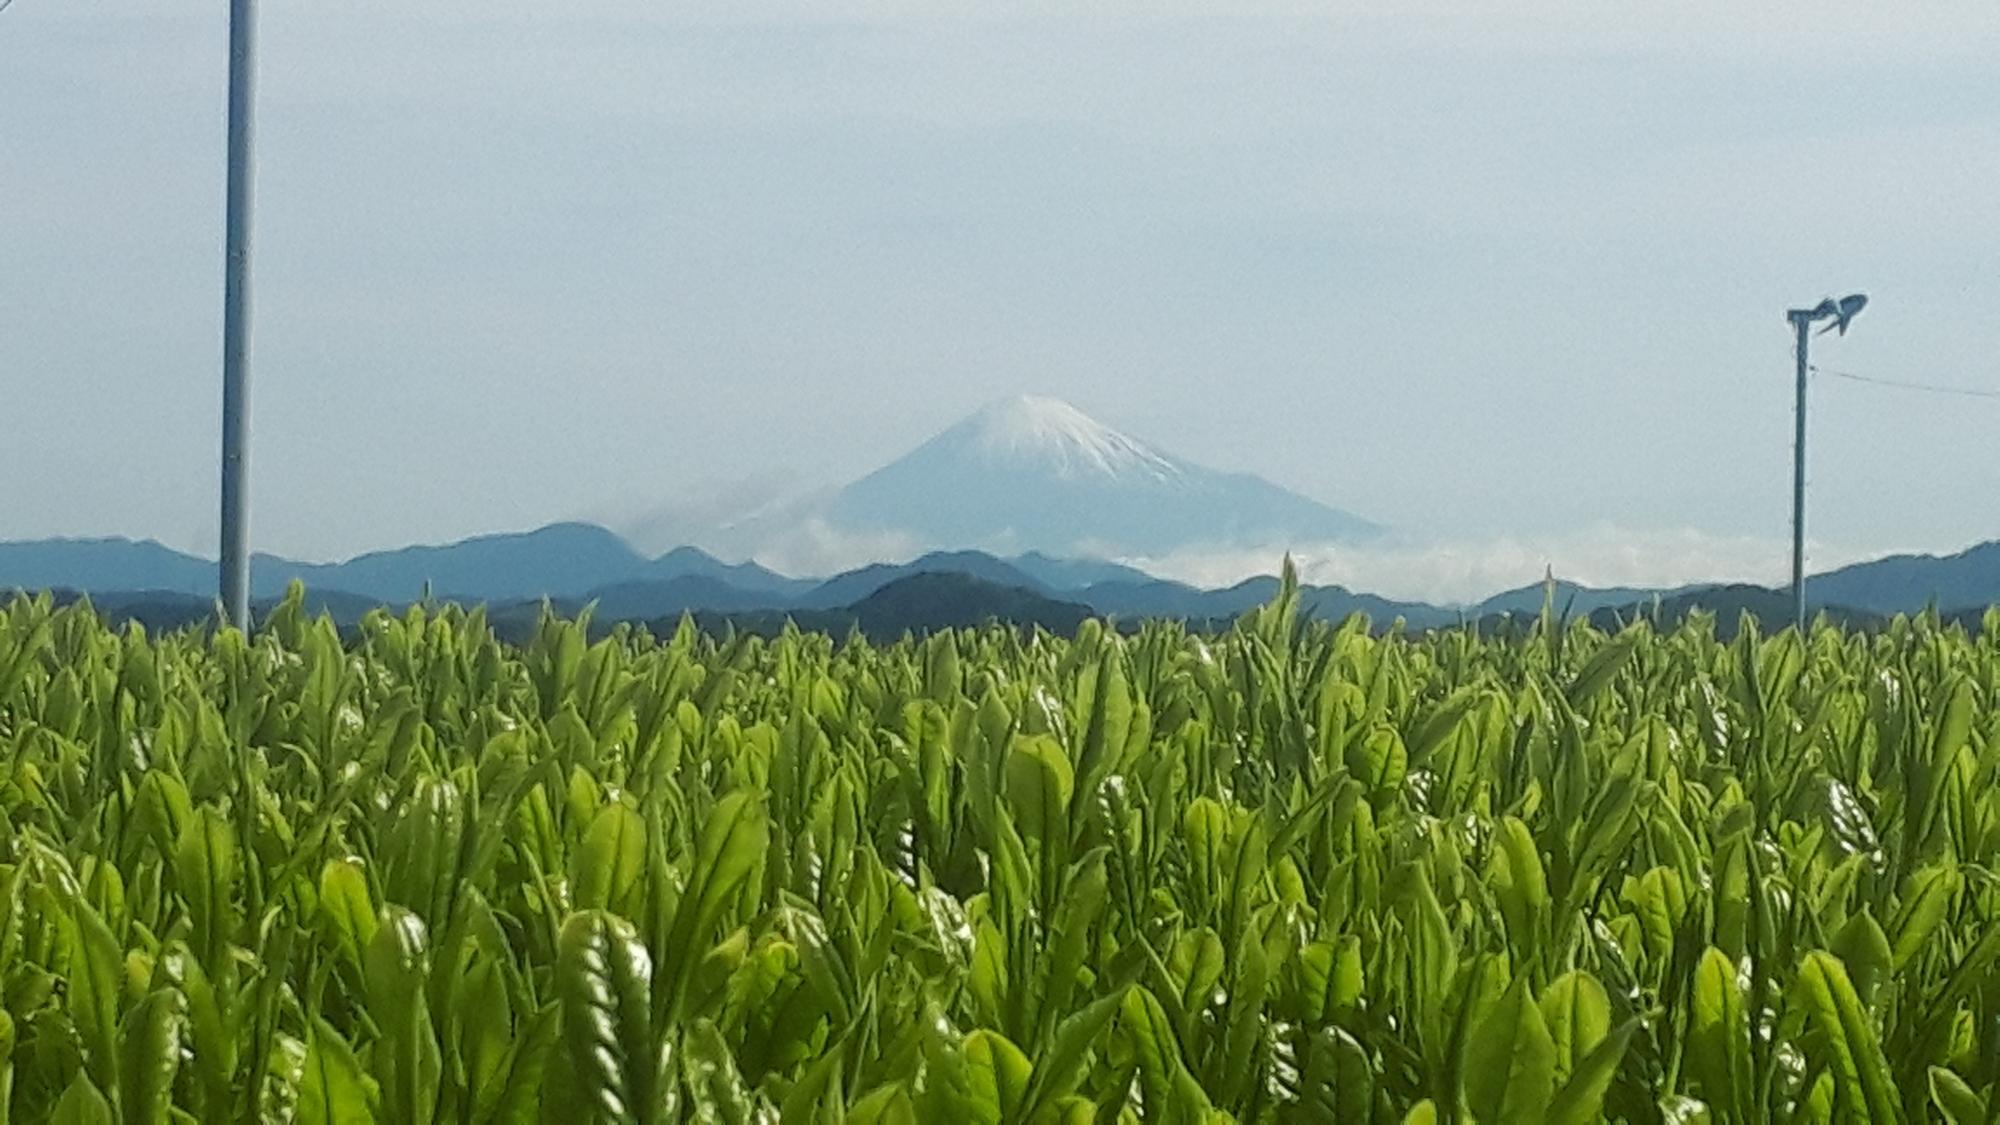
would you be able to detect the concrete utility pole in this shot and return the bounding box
[1786,293,1867,634]
[220,0,258,630]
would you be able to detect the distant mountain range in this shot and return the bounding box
[0,524,803,605]
[6,522,2000,636]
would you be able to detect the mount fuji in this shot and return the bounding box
[810,395,1381,557]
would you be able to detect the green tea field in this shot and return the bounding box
[2,578,1998,1123]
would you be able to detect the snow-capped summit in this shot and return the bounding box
[817,395,1381,558]
[951,395,1185,483]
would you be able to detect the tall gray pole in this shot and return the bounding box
[220,0,257,630]
[1789,310,1810,634]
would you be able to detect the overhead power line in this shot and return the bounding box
[1811,364,2000,401]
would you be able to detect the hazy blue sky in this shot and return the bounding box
[4,1,1998,595]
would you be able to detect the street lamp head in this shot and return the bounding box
[1817,293,1867,336]
[1791,292,1868,336]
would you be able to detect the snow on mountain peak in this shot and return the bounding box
[952,395,1184,482]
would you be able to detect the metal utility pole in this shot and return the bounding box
[220,0,258,630]
[1787,310,1812,633]
[1785,292,1867,634]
